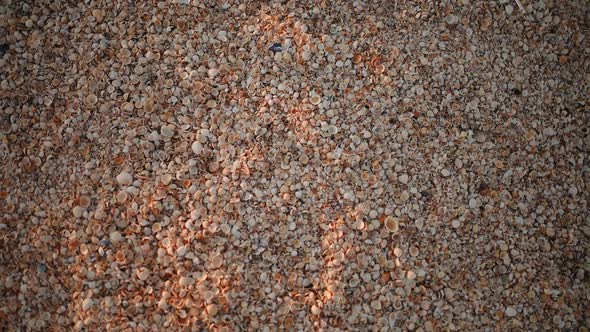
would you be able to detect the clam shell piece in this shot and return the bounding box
[384,216,399,233]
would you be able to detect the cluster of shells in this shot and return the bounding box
[0,0,589,330]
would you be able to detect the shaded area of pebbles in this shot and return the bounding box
[0,0,589,330]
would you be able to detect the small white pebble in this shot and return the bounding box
[441,169,451,177]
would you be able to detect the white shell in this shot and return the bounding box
[116,172,133,185]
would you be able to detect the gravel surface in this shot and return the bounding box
[0,0,589,330]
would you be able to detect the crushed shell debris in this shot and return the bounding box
[0,0,588,331]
